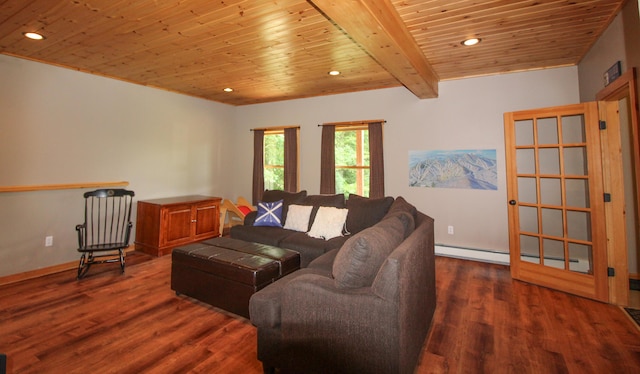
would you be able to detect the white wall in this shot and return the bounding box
[232,67,581,254]
[578,12,627,102]
[0,54,236,277]
[0,55,583,277]
[579,1,640,101]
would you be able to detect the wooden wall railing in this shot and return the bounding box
[0,181,129,193]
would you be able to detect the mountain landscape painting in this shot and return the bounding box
[409,149,498,190]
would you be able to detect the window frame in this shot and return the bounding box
[335,124,370,197]
[263,129,285,191]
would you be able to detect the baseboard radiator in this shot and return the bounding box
[435,244,510,265]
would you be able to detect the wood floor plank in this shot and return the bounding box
[417,257,640,374]
[1,253,639,373]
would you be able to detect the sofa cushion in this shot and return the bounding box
[283,204,313,232]
[345,194,394,234]
[301,194,346,230]
[262,189,307,203]
[386,196,418,221]
[302,193,346,208]
[254,200,283,227]
[332,216,405,289]
[280,233,348,268]
[307,207,348,240]
[383,211,415,239]
[229,225,294,247]
[242,210,258,226]
[371,256,400,302]
[384,196,418,238]
[261,190,307,223]
[307,247,340,273]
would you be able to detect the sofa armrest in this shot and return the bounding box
[281,274,391,319]
[279,273,399,371]
[243,210,257,226]
[282,274,396,338]
[250,268,330,329]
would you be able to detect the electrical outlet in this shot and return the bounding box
[45,236,53,247]
[447,226,454,235]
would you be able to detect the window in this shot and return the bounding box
[252,126,299,204]
[320,120,385,198]
[264,130,284,191]
[335,126,369,197]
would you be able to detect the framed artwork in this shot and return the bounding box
[409,149,497,190]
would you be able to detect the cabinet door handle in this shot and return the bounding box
[191,219,197,223]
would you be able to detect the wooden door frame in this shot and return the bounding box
[596,68,639,305]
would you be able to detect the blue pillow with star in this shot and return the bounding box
[253,199,284,227]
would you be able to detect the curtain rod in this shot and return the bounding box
[317,119,386,127]
[250,125,300,132]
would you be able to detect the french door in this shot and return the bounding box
[504,103,608,302]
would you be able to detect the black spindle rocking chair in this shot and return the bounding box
[75,189,135,279]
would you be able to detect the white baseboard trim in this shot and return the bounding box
[435,245,510,266]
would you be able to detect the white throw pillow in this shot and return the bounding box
[307,206,349,240]
[283,204,313,232]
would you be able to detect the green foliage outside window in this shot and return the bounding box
[335,129,369,197]
[263,129,369,195]
[264,133,284,190]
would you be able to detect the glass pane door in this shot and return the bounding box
[515,114,593,273]
[505,103,607,302]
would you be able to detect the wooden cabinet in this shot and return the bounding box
[135,195,222,256]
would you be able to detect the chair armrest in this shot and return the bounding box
[124,221,133,244]
[75,224,85,248]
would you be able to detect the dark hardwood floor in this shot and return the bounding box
[1,253,639,373]
[418,256,640,374]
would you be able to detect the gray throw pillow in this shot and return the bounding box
[333,216,405,289]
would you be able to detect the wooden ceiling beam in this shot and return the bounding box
[309,0,439,98]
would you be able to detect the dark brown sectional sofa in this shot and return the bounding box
[230,190,394,267]
[231,190,436,373]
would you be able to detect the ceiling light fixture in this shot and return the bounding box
[462,38,481,46]
[223,87,233,92]
[328,70,340,76]
[23,32,45,40]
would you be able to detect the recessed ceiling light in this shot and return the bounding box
[23,32,45,40]
[223,87,233,92]
[462,38,481,46]
[328,70,340,76]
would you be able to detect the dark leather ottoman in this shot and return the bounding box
[171,237,300,318]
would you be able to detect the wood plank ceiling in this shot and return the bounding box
[0,0,627,106]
